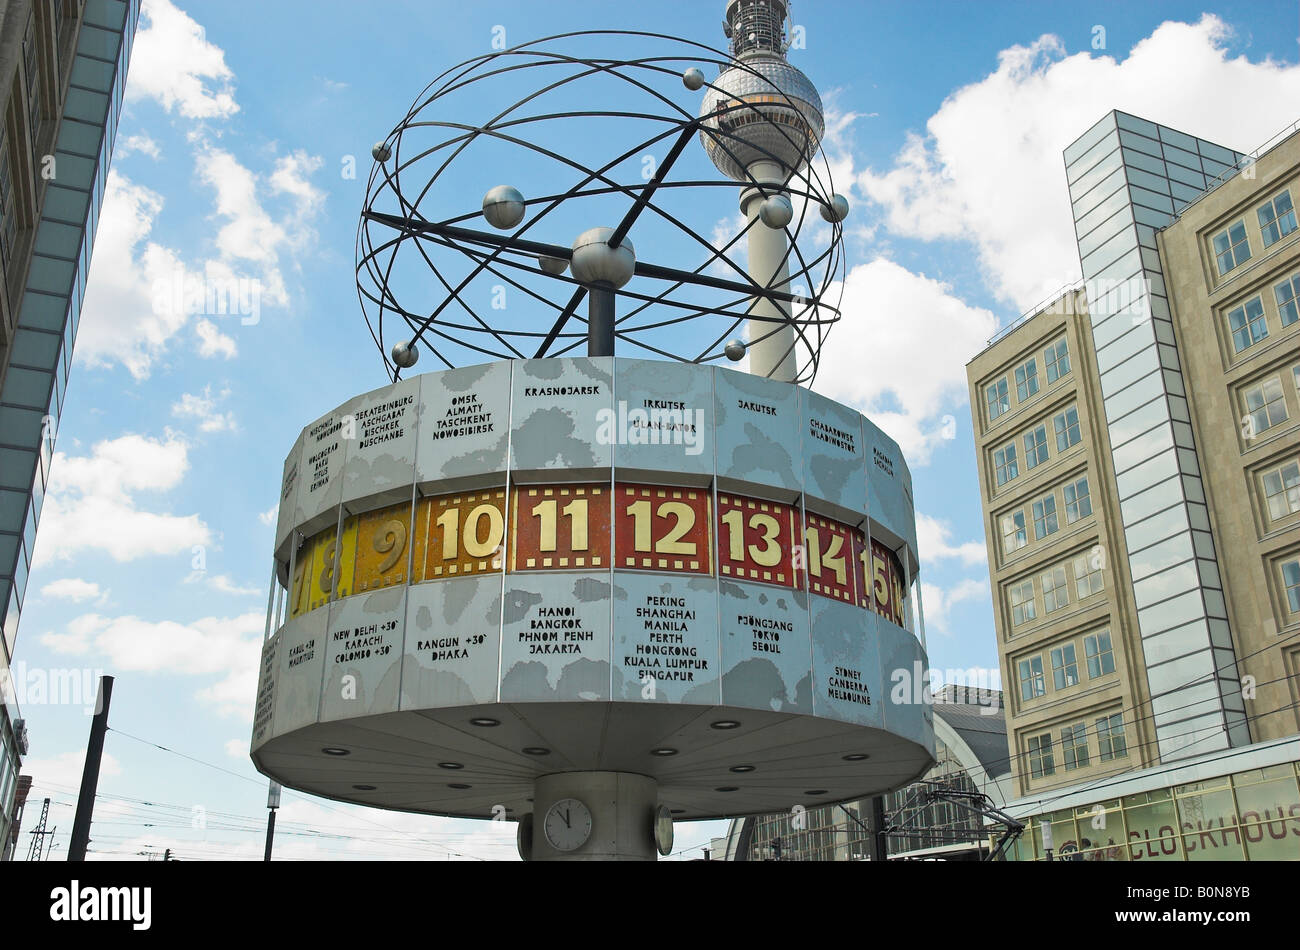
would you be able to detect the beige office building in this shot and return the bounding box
[967,111,1300,860]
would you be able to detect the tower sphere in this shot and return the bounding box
[482,185,526,230]
[570,228,635,288]
[699,58,824,181]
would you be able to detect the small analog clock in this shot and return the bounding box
[543,798,593,852]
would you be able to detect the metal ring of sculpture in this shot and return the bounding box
[355,29,847,385]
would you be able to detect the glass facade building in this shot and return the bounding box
[1010,749,1300,862]
[732,689,1011,861]
[0,0,140,858]
[1063,112,1251,760]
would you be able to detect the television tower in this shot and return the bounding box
[700,0,845,382]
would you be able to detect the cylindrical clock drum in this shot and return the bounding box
[252,357,933,860]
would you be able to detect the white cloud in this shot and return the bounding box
[39,610,265,719]
[921,578,989,637]
[79,2,325,381]
[270,150,327,218]
[33,432,211,565]
[258,505,277,526]
[224,738,246,758]
[814,259,996,463]
[915,513,987,568]
[857,15,1300,311]
[198,148,287,286]
[185,572,262,598]
[171,385,236,432]
[40,578,107,603]
[195,318,237,359]
[75,172,187,378]
[128,0,238,120]
[118,134,161,159]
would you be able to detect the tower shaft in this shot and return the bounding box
[742,160,797,381]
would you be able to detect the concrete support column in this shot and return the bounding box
[741,159,796,382]
[530,771,658,861]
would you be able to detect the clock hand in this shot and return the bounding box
[563,808,571,829]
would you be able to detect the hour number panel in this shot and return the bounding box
[414,489,507,581]
[289,523,357,618]
[510,484,611,571]
[353,501,416,593]
[853,530,907,627]
[803,514,856,604]
[716,494,800,589]
[614,484,711,575]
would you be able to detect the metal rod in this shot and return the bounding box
[607,123,698,249]
[68,675,113,861]
[537,284,589,358]
[363,213,813,305]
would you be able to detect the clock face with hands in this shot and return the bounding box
[543,798,593,852]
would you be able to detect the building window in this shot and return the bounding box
[1063,477,1092,523]
[1010,580,1036,625]
[1002,510,1027,554]
[1018,655,1046,700]
[1023,426,1049,471]
[0,121,14,276]
[23,11,41,158]
[1262,461,1300,521]
[1097,713,1128,761]
[1050,643,1079,690]
[1085,630,1115,678]
[1276,275,1300,328]
[1213,220,1251,276]
[1054,407,1081,452]
[1073,552,1105,600]
[1028,734,1055,778]
[1045,338,1070,383]
[1243,377,1289,436]
[1258,189,1297,248]
[1227,297,1268,353]
[1016,358,1040,402]
[1061,722,1090,770]
[1032,494,1059,540]
[1282,559,1300,614]
[986,378,1009,422]
[995,443,1019,486]
[1041,565,1069,613]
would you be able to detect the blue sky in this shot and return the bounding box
[10,0,1300,860]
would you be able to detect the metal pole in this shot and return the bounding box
[264,781,281,861]
[263,810,277,861]
[871,797,888,861]
[68,675,113,861]
[587,282,615,357]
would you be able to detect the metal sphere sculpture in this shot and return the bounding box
[356,29,847,385]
